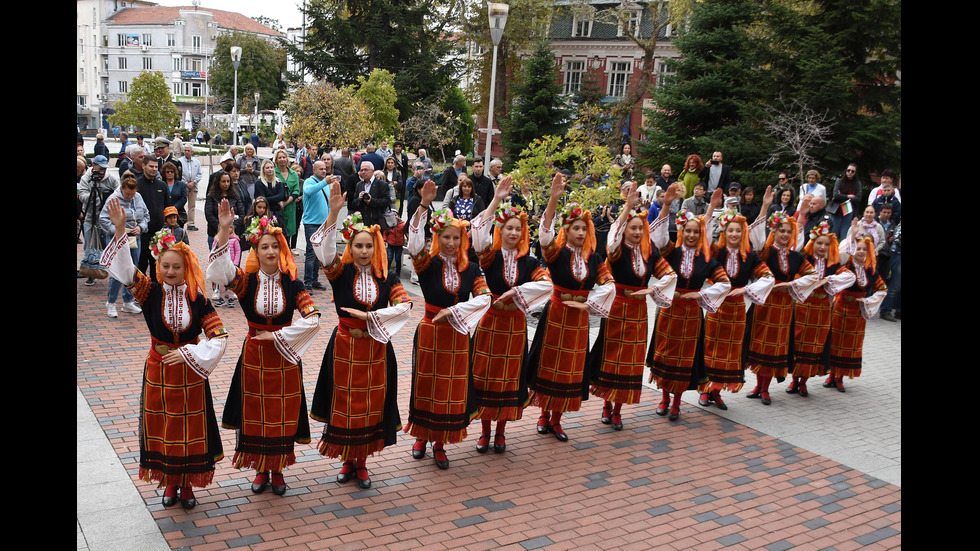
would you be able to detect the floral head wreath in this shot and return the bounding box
[717,209,741,229]
[808,220,833,242]
[342,212,368,242]
[429,207,456,234]
[150,228,178,260]
[803,220,839,264]
[494,202,523,227]
[767,211,793,231]
[675,208,697,230]
[427,207,471,271]
[714,210,750,260]
[627,204,647,219]
[560,202,587,230]
[244,215,279,246]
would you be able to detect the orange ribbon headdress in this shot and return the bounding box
[429,207,471,270]
[802,220,840,265]
[243,217,297,280]
[557,202,597,259]
[625,204,652,260]
[675,208,712,261]
[492,202,530,257]
[851,234,877,272]
[150,228,207,301]
[340,211,388,278]
[762,211,799,260]
[714,209,751,261]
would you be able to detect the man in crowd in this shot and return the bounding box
[438,155,467,201]
[469,158,494,208]
[488,158,504,188]
[699,150,733,194]
[682,181,709,215]
[78,155,120,285]
[801,194,832,237]
[391,142,410,186]
[377,140,393,160]
[347,161,391,228]
[119,145,145,178]
[179,145,202,230]
[358,144,385,173]
[154,137,182,181]
[302,161,333,292]
[334,148,354,178]
[137,155,172,278]
[655,164,675,192]
[871,179,901,224]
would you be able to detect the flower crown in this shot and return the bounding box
[767,211,793,231]
[717,209,741,229]
[494,202,523,227]
[560,203,587,230]
[245,215,278,245]
[808,220,833,241]
[430,207,455,234]
[342,212,368,242]
[150,228,178,260]
[675,208,697,229]
[627,204,647,219]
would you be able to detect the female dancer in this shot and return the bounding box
[744,187,820,405]
[309,183,413,488]
[699,206,774,410]
[207,199,321,496]
[102,199,229,509]
[406,179,492,469]
[824,219,887,391]
[788,215,854,397]
[469,178,553,453]
[647,185,731,421]
[526,173,615,442]
[588,184,676,429]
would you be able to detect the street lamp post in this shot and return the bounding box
[254,91,260,142]
[484,3,509,165]
[231,45,242,146]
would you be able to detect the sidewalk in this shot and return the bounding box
[77,211,900,550]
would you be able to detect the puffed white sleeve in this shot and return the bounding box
[205,239,237,286]
[538,214,557,248]
[859,289,887,320]
[749,216,768,251]
[606,216,625,253]
[838,234,856,265]
[647,270,677,309]
[650,216,670,249]
[447,293,492,335]
[698,280,731,314]
[471,209,494,253]
[179,336,229,379]
[367,302,413,343]
[273,312,321,365]
[586,281,615,318]
[100,233,137,286]
[823,269,855,296]
[308,221,338,266]
[408,209,428,256]
[788,272,821,303]
[743,275,775,306]
[513,280,554,314]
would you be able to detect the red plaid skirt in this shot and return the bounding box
[528,288,591,413]
[648,289,706,394]
[139,338,222,489]
[472,304,530,421]
[828,291,866,379]
[406,306,473,443]
[793,291,833,378]
[223,323,309,473]
[746,288,794,378]
[590,285,647,404]
[703,293,747,393]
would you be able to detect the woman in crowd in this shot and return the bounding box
[206,199,321,497]
[824,219,887,391]
[589,184,676,429]
[738,186,761,224]
[830,163,861,235]
[161,161,187,226]
[647,185,731,421]
[448,175,486,223]
[798,169,827,210]
[309,183,413,488]
[256,160,285,223]
[613,143,636,181]
[405,180,492,469]
[99,175,148,318]
[849,206,886,253]
[469,178,553,453]
[678,154,704,199]
[273,149,301,249]
[383,156,403,212]
[526,173,615,442]
[101,199,229,509]
[767,187,796,219]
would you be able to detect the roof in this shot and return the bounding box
[107,6,283,37]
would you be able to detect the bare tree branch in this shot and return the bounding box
[759,96,835,185]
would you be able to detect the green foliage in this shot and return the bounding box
[210,32,287,112]
[355,69,400,139]
[107,71,179,135]
[501,41,570,167]
[440,87,474,157]
[399,100,461,163]
[281,80,376,149]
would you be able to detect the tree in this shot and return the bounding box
[440,86,474,157]
[290,0,463,117]
[251,15,282,34]
[355,69,399,140]
[399,100,462,163]
[760,97,836,186]
[107,71,179,135]
[281,80,376,149]
[500,41,570,166]
[210,32,287,112]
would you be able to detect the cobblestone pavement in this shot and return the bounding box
[78,208,900,550]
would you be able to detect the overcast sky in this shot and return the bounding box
[151,0,306,31]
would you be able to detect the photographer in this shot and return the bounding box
[347,161,391,228]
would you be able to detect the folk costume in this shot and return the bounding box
[309,213,412,488]
[699,211,775,410]
[470,203,553,453]
[102,228,229,509]
[206,217,320,496]
[788,222,855,397]
[744,212,820,405]
[526,203,615,441]
[647,211,731,421]
[407,207,492,469]
[587,207,676,430]
[825,234,887,391]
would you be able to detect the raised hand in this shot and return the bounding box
[107,198,127,239]
[762,185,775,211]
[495,176,513,201]
[550,171,567,199]
[218,198,235,231]
[420,179,437,206]
[626,184,640,210]
[663,183,679,205]
[329,177,347,212]
[710,187,724,210]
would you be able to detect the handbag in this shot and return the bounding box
[79,217,109,279]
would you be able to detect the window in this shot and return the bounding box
[117,57,127,69]
[141,33,151,46]
[118,81,129,93]
[80,67,85,83]
[78,95,87,107]
[572,14,592,38]
[192,35,202,53]
[172,57,181,71]
[117,34,125,46]
[191,82,202,97]
[102,55,109,71]
[102,35,108,47]
[563,60,585,95]
[191,58,202,71]
[656,60,676,88]
[167,33,176,47]
[618,10,640,38]
[607,61,631,97]
[174,82,181,95]
[143,57,152,70]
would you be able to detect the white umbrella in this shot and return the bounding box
[184,110,193,132]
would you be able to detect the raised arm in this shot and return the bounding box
[540,172,567,233]
[213,198,236,249]
[704,187,724,224]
